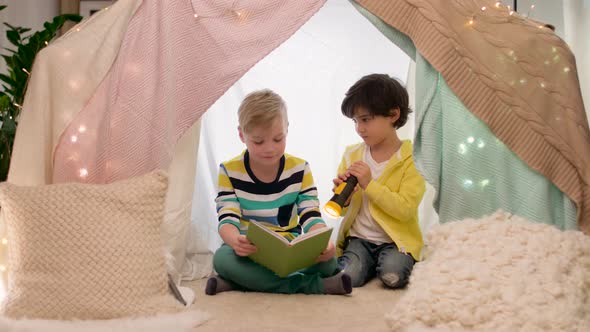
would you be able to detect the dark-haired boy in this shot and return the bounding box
[333,74,426,289]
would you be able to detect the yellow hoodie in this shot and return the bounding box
[336,140,425,261]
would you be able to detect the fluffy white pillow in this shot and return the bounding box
[0,170,182,319]
[387,211,590,331]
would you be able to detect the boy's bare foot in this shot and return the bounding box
[205,275,233,295]
[323,271,352,295]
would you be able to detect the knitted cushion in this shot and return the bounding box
[0,170,181,319]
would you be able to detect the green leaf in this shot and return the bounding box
[3,47,16,54]
[1,117,16,136]
[0,94,10,109]
[0,73,16,86]
[2,54,13,66]
[0,138,12,182]
[6,30,20,47]
[43,21,52,31]
[3,22,17,30]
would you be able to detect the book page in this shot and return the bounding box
[290,226,333,245]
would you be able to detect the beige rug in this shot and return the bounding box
[0,309,209,332]
[184,277,404,332]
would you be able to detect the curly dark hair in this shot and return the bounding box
[341,73,412,129]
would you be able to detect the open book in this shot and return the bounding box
[246,220,333,277]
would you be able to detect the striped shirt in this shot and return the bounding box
[216,150,324,238]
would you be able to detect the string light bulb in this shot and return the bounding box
[69,79,81,91]
[495,2,501,8]
[458,143,467,154]
[1,238,6,245]
[481,6,487,11]
[191,0,246,21]
[527,4,536,17]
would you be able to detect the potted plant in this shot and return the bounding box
[0,5,81,181]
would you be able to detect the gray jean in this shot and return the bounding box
[337,237,415,289]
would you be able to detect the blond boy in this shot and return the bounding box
[206,89,351,295]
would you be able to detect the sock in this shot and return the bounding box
[381,272,400,288]
[323,271,352,295]
[205,275,233,295]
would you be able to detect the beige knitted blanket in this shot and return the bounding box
[356,0,590,234]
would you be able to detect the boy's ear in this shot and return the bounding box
[390,108,400,124]
[238,126,245,143]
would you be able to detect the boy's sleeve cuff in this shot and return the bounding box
[218,220,241,232]
[302,218,325,233]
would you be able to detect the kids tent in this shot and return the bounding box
[1,0,588,286]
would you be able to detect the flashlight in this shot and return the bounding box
[323,175,358,218]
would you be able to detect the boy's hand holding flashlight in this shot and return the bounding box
[332,174,358,207]
[346,161,372,189]
[325,171,360,218]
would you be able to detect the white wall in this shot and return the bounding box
[563,0,590,120]
[0,0,59,74]
[518,0,565,36]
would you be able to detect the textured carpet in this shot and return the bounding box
[0,309,208,332]
[184,277,404,332]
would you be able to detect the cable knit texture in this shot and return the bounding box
[356,0,590,234]
[0,170,182,319]
[387,211,590,331]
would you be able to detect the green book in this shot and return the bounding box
[246,220,333,277]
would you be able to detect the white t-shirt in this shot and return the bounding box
[349,147,400,244]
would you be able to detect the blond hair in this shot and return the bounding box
[238,89,288,133]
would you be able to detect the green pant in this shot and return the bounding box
[213,244,339,294]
